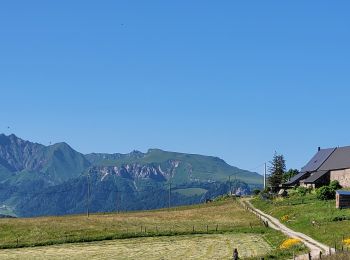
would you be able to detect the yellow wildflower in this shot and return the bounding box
[281,215,289,222]
[280,238,301,249]
[343,238,350,246]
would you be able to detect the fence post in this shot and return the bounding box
[193,226,195,232]
[216,224,218,232]
[308,252,311,260]
[207,225,208,233]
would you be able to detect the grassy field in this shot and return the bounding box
[0,198,305,259]
[252,193,350,249]
[0,233,272,260]
[0,199,263,248]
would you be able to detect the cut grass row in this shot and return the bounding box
[0,234,272,260]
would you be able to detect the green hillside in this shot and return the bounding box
[88,148,262,186]
[0,134,263,217]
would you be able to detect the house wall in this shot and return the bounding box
[330,168,350,187]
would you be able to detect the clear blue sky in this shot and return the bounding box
[1,1,350,173]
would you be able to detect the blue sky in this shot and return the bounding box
[1,1,350,173]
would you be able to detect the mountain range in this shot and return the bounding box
[0,134,263,217]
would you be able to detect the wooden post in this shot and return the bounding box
[308,252,311,260]
[216,224,218,232]
[206,225,208,233]
[319,251,322,259]
[193,226,195,232]
[16,238,19,247]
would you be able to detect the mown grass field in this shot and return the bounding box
[0,199,262,248]
[0,233,272,260]
[252,193,350,249]
[0,198,305,259]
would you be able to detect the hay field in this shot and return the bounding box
[0,199,261,248]
[0,234,271,260]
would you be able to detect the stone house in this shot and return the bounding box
[285,146,350,188]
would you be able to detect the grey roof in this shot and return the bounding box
[302,170,329,183]
[284,171,309,185]
[301,148,336,172]
[319,146,350,171]
[336,190,350,195]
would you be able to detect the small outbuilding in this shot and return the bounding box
[336,190,350,209]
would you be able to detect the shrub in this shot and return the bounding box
[316,186,335,200]
[252,189,261,195]
[329,180,342,191]
[296,186,308,196]
[279,238,302,249]
[332,215,350,222]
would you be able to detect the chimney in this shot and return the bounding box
[318,147,321,152]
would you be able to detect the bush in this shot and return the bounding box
[252,189,261,195]
[329,180,342,191]
[296,187,308,196]
[316,186,335,200]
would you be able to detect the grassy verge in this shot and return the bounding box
[251,193,350,249]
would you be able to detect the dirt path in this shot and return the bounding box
[240,198,334,260]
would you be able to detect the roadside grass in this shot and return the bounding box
[251,193,350,249]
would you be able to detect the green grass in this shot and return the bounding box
[0,198,305,259]
[251,192,350,249]
[0,234,273,260]
[172,188,207,196]
[0,199,262,248]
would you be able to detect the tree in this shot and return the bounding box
[283,169,299,183]
[267,152,286,192]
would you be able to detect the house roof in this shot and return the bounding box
[319,146,350,171]
[301,148,336,173]
[284,171,310,185]
[302,170,329,183]
[336,190,350,196]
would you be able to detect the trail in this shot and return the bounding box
[240,198,335,260]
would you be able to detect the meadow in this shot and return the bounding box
[252,193,350,249]
[0,198,305,259]
[0,234,271,260]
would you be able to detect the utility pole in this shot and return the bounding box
[87,173,90,218]
[168,182,172,210]
[234,172,237,195]
[228,176,232,195]
[264,163,267,190]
